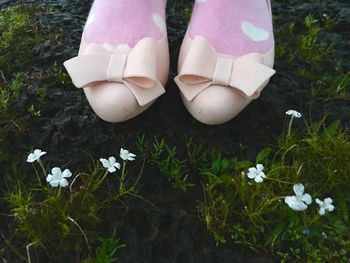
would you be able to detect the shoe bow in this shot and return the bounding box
[174,35,275,101]
[63,38,165,106]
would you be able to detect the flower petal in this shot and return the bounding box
[109,156,116,164]
[59,179,69,187]
[315,198,322,205]
[26,153,37,163]
[128,152,136,161]
[254,175,264,183]
[301,193,312,205]
[247,172,256,179]
[256,164,264,172]
[294,112,302,118]
[108,166,117,173]
[291,200,308,211]
[33,149,46,158]
[51,167,62,176]
[114,162,121,170]
[100,158,110,168]
[324,197,333,205]
[33,149,42,156]
[319,207,325,215]
[46,174,53,182]
[327,204,335,212]
[293,184,305,196]
[258,171,266,178]
[285,196,308,211]
[50,180,59,187]
[286,110,302,118]
[62,169,72,178]
[248,167,257,173]
[120,148,128,160]
[284,196,295,206]
[39,151,47,157]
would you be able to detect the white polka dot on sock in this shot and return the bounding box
[241,21,269,42]
[152,13,166,33]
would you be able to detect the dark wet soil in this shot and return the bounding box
[1,0,349,262]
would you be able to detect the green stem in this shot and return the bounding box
[131,160,145,190]
[265,177,292,185]
[121,160,126,179]
[69,173,82,192]
[57,186,62,198]
[26,242,36,263]
[249,196,286,217]
[281,144,297,165]
[68,216,90,254]
[95,170,109,188]
[120,191,159,211]
[307,214,321,226]
[119,161,127,193]
[37,159,46,178]
[32,164,41,183]
[287,116,294,138]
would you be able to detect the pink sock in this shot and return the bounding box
[189,0,274,56]
[83,0,167,50]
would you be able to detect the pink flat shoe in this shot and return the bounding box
[64,0,169,123]
[175,0,276,125]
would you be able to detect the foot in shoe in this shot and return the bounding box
[175,0,275,125]
[64,0,169,123]
[189,0,274,56]
[84,0,167,50]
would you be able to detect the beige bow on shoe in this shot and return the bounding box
[64,37,165,107]
[174,35,275,101]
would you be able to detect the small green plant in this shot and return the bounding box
[276,13,349,100]
[3,148,144,262]
[84,229,126,263]
[0,72,27,112]
[37,86,47,104]
[0,5,47,72]
[198,112,350,262]
[27,105,41,117]
[308,69,350,101]
[299,14,336,67]
[46,61,71,85]
[137,136,194,192]
[0,72,28,181]
[276,14,336,67]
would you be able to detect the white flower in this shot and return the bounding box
[322,232,328,239]
[26,149,46,163]
[316,197,335,215]
[46,167,72,187]
[100,157,121,173]
[285,184,312,211]
[247,164,266,183]
[120,148,136,161]
[286,110,302,118]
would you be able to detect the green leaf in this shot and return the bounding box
[265,223,286,247]
[234,160,251,170]
[220,173,232,184]
[336,188,349,222]
[256,147,272,163]
[324,120,340,137]
[331,219,347,232]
